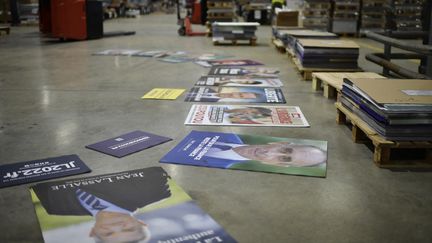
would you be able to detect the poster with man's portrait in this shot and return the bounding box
[184,105,310,127]
[30,167,237,243]
[160,131,327,177]
[195,76,283,87]
[184,87,286,103]
[208,66,280,78]
[93,49,141,56]
[201,59,263,67]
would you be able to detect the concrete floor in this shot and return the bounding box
[1,13,431,243]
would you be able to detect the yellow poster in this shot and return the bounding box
[142,88,185,100]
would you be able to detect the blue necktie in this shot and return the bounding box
[76,189,108,211]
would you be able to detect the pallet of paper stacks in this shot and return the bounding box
[311,72,385,99]
[274,29,337,57]
[293,39,361,80]
[207,0,235,22]
[271,26,304,53]
[336,78,432,168]
[212,22,260,45]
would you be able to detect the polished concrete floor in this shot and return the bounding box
[1,13,431,243]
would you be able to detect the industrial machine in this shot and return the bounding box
[39,0,134,41]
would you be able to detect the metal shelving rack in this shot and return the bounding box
[302,0,331,31]
[359,0,389,34]
[389,0,425,31]
[206,0,236,23]
[331,0,359,34]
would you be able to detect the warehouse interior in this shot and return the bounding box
[0,0,432,243]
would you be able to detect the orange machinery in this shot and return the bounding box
[177,0,206,36]
[39,0,103,40]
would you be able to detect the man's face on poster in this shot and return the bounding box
[227,107,267,116]
[220,61,246,65]
[90,211,149,242]
[233,142,326,167]
[219,92,257,99]
[230,79,261,85]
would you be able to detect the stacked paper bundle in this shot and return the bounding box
[340,78,432,141]
[295,39,359,69]
[273,29,337,52]
[212,22,260,42]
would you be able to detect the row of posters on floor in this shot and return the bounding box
[184,66,286,104]
[0,55,327,242]
[142,66,308,127]
[94,49,229,64]
[1,130,327,188]
[2,129,327,242]
[93,49,278,69]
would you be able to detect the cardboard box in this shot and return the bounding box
[275,10,298,27]
[349,78,432,104]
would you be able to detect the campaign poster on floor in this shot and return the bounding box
[200,59,263,67]
[195,75,283,87]
[158,55,192,63]
[208,66,280,77]
[132,50,167,57]
[155,51,192,63]
[142,88,186,100]
[30,167,237,243]
[184,105,310,127]
[85,130,172,158]
[154,51,188,58]
[194,53,234,61]
[160,131,327,177]
[0,155,91,188]
[93,49,142,56]
[184,87,286,103]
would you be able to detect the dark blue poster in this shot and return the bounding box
[0,154,91,188]
[86,130,172,158]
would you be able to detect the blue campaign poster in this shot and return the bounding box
[160,131,327,177]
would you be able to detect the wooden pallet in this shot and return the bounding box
[333,12,358,19]
[213,37,257,46]
[207,2,233,8]
[0,26,10,35]
[272,38,286,53]
[335,102,432,168]
[205,21,212,37]
[286,46,296,58]
[336,32,359,38]
[312,72,385,99]
[292,57,362,81]
[207,12,235,18]
[303,10,329,17]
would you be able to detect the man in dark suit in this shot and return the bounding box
[203,133,326,168]
[32,167,171,243]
